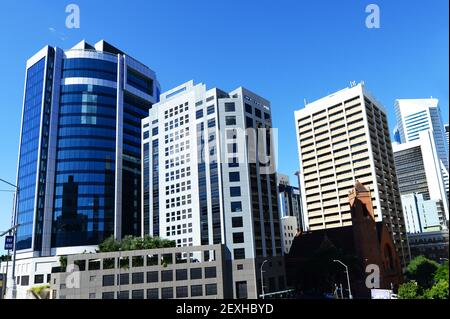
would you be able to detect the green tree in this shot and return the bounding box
[97,235,175,252]
[434,261,449,283]
[425,280,449,299]
[405,256,439,289]
[398,281,421,299]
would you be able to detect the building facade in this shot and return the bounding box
[294,83,409,267]
[280,216,298,254]
[401,193,445,234]
[393,130,449,227]
[277,173,303,231]
[4,40,160,298]
[142,81,285,298]
[50,244,229,299]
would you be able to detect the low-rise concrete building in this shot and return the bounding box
[50,244,230,299]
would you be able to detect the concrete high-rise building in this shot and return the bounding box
[142,81,285,299]
[2,40,160,298]
[394,98,449,173]
[294,82,409,267]
[277,173,303,231]
[393,130,449,225]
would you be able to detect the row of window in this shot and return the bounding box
[101,267,217,287]
[97,283,218,299]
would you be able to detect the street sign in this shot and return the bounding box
[4,236,13,250]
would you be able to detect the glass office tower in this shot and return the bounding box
[15,40,160,257]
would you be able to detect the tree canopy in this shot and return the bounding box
[97,235,176,253]
[399,256,448,299]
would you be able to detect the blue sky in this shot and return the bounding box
[0,0,448,254]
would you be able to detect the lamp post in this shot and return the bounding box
[333,259,353,299]
[0,178,19,299]
[260,259,268,299]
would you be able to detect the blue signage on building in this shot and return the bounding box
[4,236,14,250]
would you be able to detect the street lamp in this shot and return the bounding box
[333,259,353,299]
[260,259,268,299]
[0,178,19,299]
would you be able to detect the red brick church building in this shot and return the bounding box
[286,182,403,298]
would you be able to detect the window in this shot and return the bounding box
[206,283,217,296]
[207,105,215,115]
[233,232,244,243]
[161,253,173,266]
[190,268,202,280]
[147,271,158,283]
[89,292,96,299]
[161,287,173,299]
[232,217,243,227]
[119,257,129,269]
[208,119,215,127]
[231,201,242,212]
[245,117,253,128]
[147,254,158,266]
[255,108,262,118]
[225,102,235,112]
[191,285,203,297]
[176,269,188,281]
[74,260,86,271]
[236,281,248,299]
[34,274,44,284]
[102,275,115,287]
[196,109,203,119]
[230,187,241,197]
[88,259,101,270]
[21,276,29,286]
[226,129,237,139]
[132,289,144,299]
[147,288,159,299]
[229,172,240,182]
[234,248,245,260]
[118,273,129,285]
[204,267,216,279]
[102,292,114,299]
[132,272,144,284]
[161,270,173,282]
[132,256,144,268]
[227,143,237,153]
[103,258,115,269]
[226,116,236,125]
[245,103,252,114]
[176,286,188,298]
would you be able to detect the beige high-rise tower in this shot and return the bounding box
[294,82,410,268]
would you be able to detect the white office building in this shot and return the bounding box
[141,81,285,298]
[393,130,449,224]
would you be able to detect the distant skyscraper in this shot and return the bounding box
[294,82,409,267]
[393,130,449,225]
[394,98,448,168]
[15,40,160,257]
[401,193,445,233]
[142,81,285,298]
[277,173,303,231]
[445,124,449,158]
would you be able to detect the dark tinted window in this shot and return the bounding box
[161,287,173,299]
[233,232,244,243]
[234,248,245,260]
[161,270,173,282]
[132,272,144,284]
[102,274,115,286]
[147,288,159,299]
[190,268,202,280]
[225,102,235,112]
[191,285,203,297]
[176,269,188,281]
[232,217,243,227]
[176,286,188,298]
[147,271,158,283]
[205,267,216,279]
[206,283,218,296]
[132,289,144,299]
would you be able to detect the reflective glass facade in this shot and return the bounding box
[16,57,46,250]
[52,82,117,247]
[15,41,159,253]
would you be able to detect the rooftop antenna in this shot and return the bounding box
[303,98,307,106]
[350,81,356,87]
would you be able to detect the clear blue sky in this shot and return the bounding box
[0,0,448,254]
